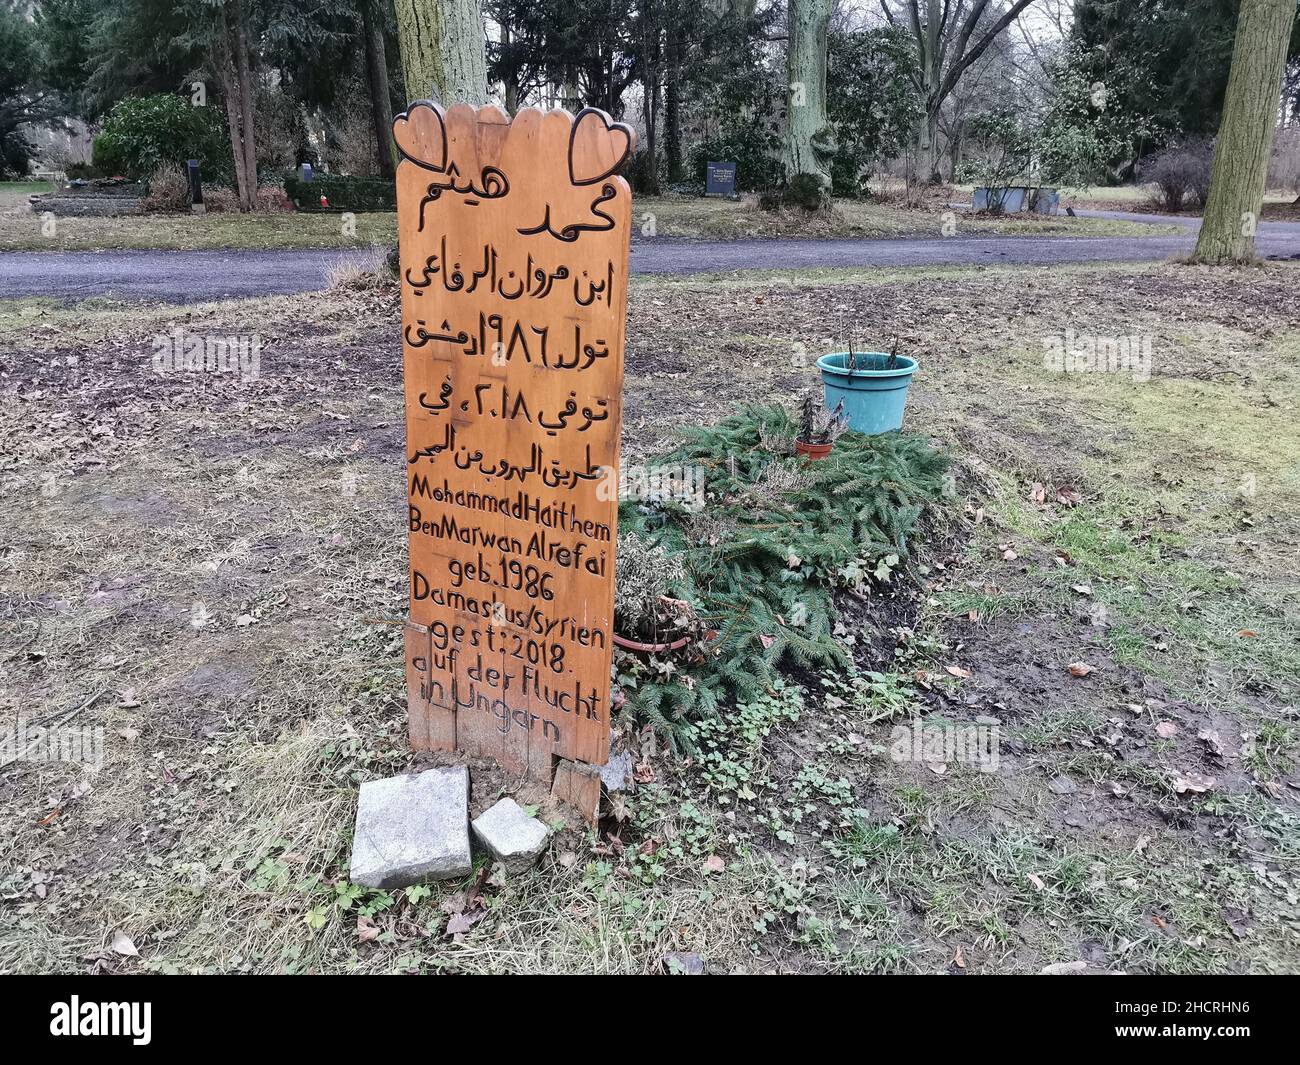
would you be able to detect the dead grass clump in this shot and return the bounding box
[141,164,190,213]
[327,250,397,291]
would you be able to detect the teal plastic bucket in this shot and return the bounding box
[816,352,917,434]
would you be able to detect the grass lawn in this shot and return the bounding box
[0,208,399,252]
[0,181,54,205]
[0,189,1177,252]
[633,194,1179,239]
[1,260,1297,973]
[1063,184,1296,214]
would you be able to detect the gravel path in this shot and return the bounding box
[3,218,1298,304]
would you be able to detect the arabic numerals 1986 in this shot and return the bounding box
[501,559,553,600]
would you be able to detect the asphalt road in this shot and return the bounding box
[3,214,1298,304]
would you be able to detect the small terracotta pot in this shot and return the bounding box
[794,438,833,461]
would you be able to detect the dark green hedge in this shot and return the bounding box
[283,172,396,211]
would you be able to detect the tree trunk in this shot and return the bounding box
[946,118,964,184]
[362,0,396,178]
[1193,0,1295,263]
[214,4,252,212]
[560,76,582,112]
[915,108,940,185]
[393,0,487,104]
[783,0,833,191]
[911,0,942,184]
[641,0,662,194]
[664,22,683,184]
[501,21,520,115]
[217,66,250,211]
[231,0,259,209]
[643,82,660,193]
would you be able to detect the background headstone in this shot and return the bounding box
[705,161,737,197]
[186,159,204,214]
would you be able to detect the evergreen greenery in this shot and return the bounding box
[616,402,951,748]
[283,171,396,211]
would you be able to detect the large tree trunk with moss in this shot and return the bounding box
[1193,0,1296,263]
[362,0,396,178]
[783,0,833,194]
[394,0,487,104]
[912,0,942,183]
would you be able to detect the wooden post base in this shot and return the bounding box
[550,758,602,827]
[406,620,604,826]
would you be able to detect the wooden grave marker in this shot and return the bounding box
[394,101,634,811]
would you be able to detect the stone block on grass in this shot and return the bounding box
[350,766,472,888]
[471,797,549,871]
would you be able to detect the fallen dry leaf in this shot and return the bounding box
[1040,960,1088,975]
[445,910,484,936]
[945,664,972,679]
[1066,662,1093,677]
[1198,728,1225,760]
[109,930,138,957]
[1170,771,1216,795]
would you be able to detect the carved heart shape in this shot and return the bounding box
[392,101,447,172]
[568,108,634,186]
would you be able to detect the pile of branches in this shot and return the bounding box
[615,403,951,748]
